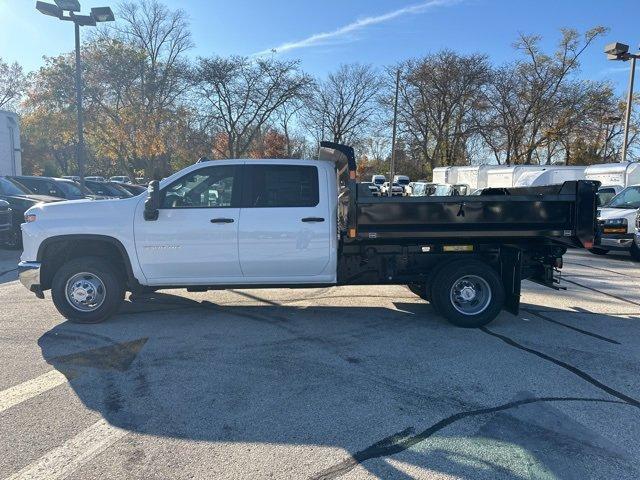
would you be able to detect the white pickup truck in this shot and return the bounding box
[18,143,598,327]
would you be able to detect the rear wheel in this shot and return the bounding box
[588,248,609,255]
[51,257,125,323]
[631,243,640,262]
[431,260,504,328]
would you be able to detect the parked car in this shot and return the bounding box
[411,182,437,197]
[0,200,11,243]
[85,176,106,182]
[596,185,623,207]
[84,180,133,199]
[0,176,61,248]
[118,183,147,195]
[432,183,470,196]
[11,176,94,201]
[109,175,132,184]
[380,181,404,196]
[591,184,640,259]
[371,175,386,188]
[359,181,381,197]
[393,175,411,195]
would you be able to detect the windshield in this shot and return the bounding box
[373,177,385,185]
[57,181,86,198]
[0,178,31,196]
[433,184,453,196]
[606,186,640,209]
[396,178,409,185]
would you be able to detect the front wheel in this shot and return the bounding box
[431,260,505,328]
[51,257,125,323]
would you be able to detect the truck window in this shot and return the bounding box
[244,165,318,207]
[161,166,237,208]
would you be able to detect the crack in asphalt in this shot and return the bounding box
[310,396,628,480]
[480,327,640,408]
[522,308,621,345]
[562,278,640,307]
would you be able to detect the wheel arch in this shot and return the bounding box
[37,234,139,291]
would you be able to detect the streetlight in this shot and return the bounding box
[604,42,639,163]
[35,1,115,187]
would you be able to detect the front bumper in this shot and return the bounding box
[597,233,634,251]
[18,261,44,298]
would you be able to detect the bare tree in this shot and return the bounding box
[192,56,312,158]
[304,64,382,146]
[0,58,26,111]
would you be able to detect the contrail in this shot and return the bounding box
[253,0,461,56]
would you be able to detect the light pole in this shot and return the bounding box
[604,42,639,163]
[36,1,114,187]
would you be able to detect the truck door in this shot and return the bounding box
[134,164,243,283]
[238,164,331,279]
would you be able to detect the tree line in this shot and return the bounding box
[1,0,637,181]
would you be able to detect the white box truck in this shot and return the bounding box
[432,166,452,184]
[486,165,549,188]
[584,162,640,189]
[454,165,499,190]
[0,110,21,176]
[514,166,586,188]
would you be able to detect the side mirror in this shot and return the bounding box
[144,180,160,221]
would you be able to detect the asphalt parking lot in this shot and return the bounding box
[0,248,639,479]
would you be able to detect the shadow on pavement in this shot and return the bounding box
[37,292,638,479]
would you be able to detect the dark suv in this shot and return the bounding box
[0,177,61,248]
[10,176,92,201]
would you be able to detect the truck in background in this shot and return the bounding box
[584,163,640,259]
[514,166,585,188]
[0,110,21,176]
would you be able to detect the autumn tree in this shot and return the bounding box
[0,58,26,111]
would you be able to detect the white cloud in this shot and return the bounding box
[253,0,461,56]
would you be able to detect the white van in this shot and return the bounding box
[514,167,585,187]
[593,185,640,259]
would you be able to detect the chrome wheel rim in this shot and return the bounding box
[65,272,106,312]
[450,275,491,316]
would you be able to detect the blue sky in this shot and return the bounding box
[1,0,638,93]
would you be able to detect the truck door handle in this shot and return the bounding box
[301,217,325,223]
[210,218,234,223]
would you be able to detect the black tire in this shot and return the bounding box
[51,256,125,324]
[631,243,640,262]
[588,248,609,255]
[406,283,431,302]
[431,259,505,328]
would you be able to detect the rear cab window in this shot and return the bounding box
[243,165,319,207]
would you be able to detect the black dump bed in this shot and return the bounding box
[318,141,598,249]
[354,181,598,248]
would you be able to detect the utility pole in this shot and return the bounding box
[622,56,636,163]
[389,69,400,196]
[74,21,86,188]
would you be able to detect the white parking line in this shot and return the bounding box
[0,370,67,414]
[5,418,128,480]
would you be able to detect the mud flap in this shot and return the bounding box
[500,246,522,315]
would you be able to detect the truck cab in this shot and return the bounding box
[592,185,640,259]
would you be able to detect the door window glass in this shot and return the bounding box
[245,165,318,207]
[162,166,236,208]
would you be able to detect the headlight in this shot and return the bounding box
[605,218,627,226]
[24,213,37,223]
